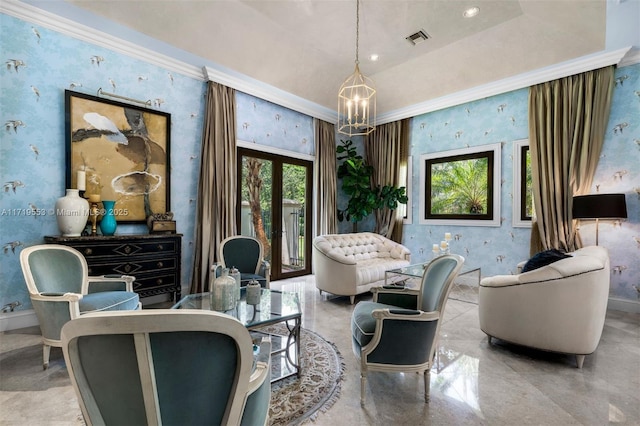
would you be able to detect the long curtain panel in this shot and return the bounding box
[314,119,338,236]
[190,82,238,294]
[364,118,410,240]
[528,66,614,253]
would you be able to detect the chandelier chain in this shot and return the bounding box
[355,0,360,64]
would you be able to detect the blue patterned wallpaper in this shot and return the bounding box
[0,14,206,309]
[402,65,640,301]
[236,92,314,156]
[1,11,638,313]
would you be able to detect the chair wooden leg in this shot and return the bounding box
[424,370,431,403]
[350,295,355,305]
[360,372,367,406]
[42,344,51,370]
[487,335,493,345]
[576,355,585,369]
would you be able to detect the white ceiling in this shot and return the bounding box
[65,0,607,115]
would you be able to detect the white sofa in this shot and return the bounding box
[312,232,411,304]
[478,246,610,368]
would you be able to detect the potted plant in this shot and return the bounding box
[336,139,408,232]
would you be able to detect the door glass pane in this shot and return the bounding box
[240,156,273,265]
[281,163,307,274]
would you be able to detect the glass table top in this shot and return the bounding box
[171,288,301,329]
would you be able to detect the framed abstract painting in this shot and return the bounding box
[65,90,171,223]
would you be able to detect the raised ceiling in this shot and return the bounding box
[66,0,607,115]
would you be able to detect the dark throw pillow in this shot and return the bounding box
[521,249,571,273]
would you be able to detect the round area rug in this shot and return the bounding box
[259,325,345,426]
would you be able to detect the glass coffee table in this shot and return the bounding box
[172,288,301,382]
[385,261,481,304]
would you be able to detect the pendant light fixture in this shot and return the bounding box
[338,0,376,136]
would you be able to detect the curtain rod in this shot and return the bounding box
[97,88,151,106]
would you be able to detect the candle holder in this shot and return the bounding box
[440,240,450,255]
[89,201,100,236]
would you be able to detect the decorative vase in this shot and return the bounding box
[55,189,90,237]
[99,200,117,236]
[211,268,236,311]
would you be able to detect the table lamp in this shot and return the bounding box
[572,193,627,246]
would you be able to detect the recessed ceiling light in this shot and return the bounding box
[463,6,480,18]
[369,54,379,61]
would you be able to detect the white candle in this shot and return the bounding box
[361,100,367,121]
[76,170,86,191]
[445,232,451,241]
[432,244,439,252]
[347,101,352,122]
[440,241,448,250]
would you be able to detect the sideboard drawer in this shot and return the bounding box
[74,240,179,259]
[44,234,183,302]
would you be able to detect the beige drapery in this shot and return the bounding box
[190,82,238,294]
[528,66,614,254]
[314,119,338,236]
[364,118,410,241]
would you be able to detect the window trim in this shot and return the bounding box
[400,155,412,225]
[512,139,532,228]
[419,142,502,227]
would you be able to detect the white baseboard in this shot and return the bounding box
[0,309,39,332]
[607,297,640,314]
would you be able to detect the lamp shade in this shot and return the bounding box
[572,194,627,219]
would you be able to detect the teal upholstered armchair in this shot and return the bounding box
[61,310,271,426]
[351,254,464,405]
[19,244,140,369]
[219,236,271,288]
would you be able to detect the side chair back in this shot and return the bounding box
[219,235,271,288]
[22,245,88,296]
[61,310,271,426]
[419,254,465,313]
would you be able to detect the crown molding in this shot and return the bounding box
[3,1,634,126]
[377,47,633,125]
[2,0,338,123]
[1,0,204,80]
[203,66,338,123]
[619,47,640,67]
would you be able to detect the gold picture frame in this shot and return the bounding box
[65,90,171,223]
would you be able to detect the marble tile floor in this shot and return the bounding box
[1,275,639,425]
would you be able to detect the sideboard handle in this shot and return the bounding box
[156,278,163,285]
[157,244,164,251]
[157,261,164,268]
[84,248,93,256]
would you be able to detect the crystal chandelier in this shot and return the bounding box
[338,0,376,136]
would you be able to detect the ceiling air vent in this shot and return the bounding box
[406,30,430,45]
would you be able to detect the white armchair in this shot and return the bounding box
[478,246,610,368]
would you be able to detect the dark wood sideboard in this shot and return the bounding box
[44,234,182,302]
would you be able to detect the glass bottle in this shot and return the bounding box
[212,267,236,311]
[230,266,241,305]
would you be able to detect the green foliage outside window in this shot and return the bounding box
[430,157,488,215]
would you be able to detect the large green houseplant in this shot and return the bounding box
[336,139,408,231]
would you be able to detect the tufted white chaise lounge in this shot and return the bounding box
[312,232,411,304]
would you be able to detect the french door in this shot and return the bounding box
[237,148,313,281]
